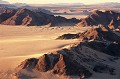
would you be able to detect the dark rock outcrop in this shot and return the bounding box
[77,10,120,28]
[56,33,81,39]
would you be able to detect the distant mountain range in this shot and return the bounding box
[0,0,9,4]
[12,2,120,7]
[0,8,120,28]
[96,2,120,6]
[0,1,120,27]
[12,3,27,7]
[29,3,84,7]
[18,2,120,7]
[0,1,120,7]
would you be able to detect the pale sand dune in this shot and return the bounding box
[0,39,78,57]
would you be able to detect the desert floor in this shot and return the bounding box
[0,25,91,73]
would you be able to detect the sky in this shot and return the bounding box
[3,0,120,4]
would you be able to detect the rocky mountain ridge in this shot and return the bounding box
[77,10,120,29]
[15,27,120,79]
[0,8,80,26]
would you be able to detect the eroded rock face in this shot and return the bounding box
[77,10,120,28]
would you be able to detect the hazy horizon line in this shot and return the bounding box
[2,2,120,5]
[2,0,120,5]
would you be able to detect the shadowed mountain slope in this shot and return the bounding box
[16,40,118,78]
